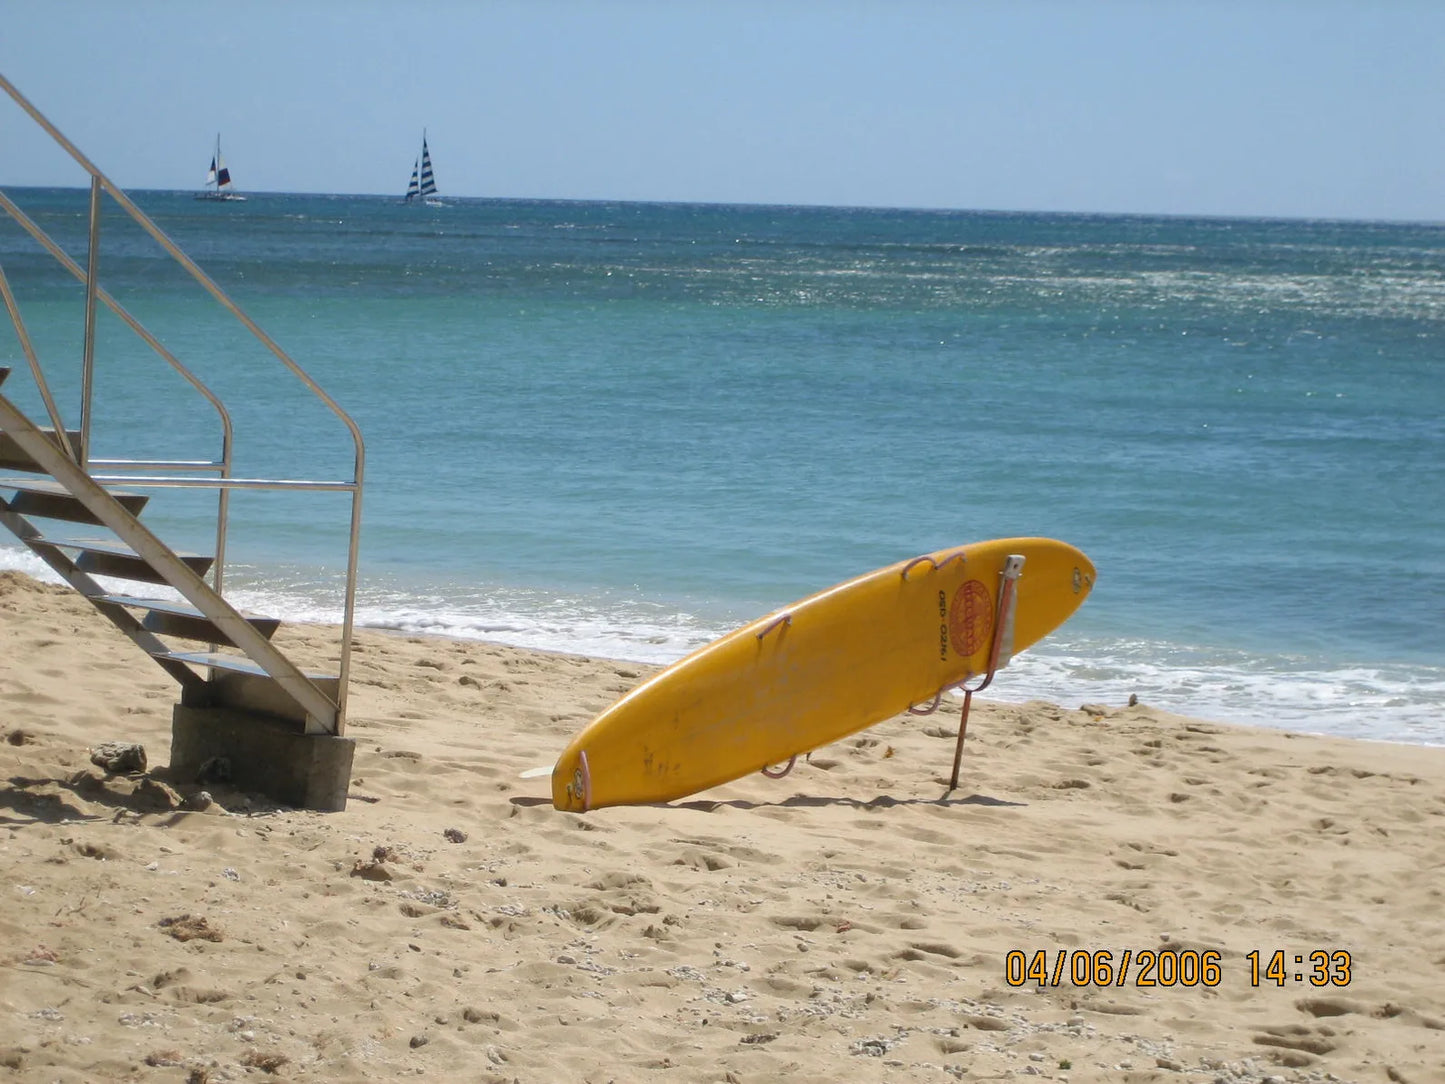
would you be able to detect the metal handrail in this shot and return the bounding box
[89,476,360,492]
[0,184,238,581]
[0,72,365,728]
[0,262,73,456]
[0,185,235,467]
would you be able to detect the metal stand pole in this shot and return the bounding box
[948,555,1024,791]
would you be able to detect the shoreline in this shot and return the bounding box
[3,569,1443,1082]
[355,620,1445,754]
[4,548,1441,748]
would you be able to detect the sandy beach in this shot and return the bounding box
[1,568,1442,1083]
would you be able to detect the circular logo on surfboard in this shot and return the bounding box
[949,580,993,659]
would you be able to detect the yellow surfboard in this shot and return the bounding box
[552,537,1095,811]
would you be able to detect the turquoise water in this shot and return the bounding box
[2,188,1443,743]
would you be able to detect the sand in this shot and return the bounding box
[1,568,1442,1083]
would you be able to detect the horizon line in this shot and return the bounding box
[4,183,1442,229]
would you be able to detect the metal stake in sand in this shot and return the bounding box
[947,555,1024,791]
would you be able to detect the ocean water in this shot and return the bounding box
[2,188,1442,745]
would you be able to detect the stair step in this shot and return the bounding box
[168,651,341,727]
[93,594,281,645]
[0,477,148,523]
[0,429,83,472]
[164,650,291,678]
[30,535,214,583]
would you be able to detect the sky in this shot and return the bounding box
[2,0,1443,221]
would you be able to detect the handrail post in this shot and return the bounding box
[335,470,365,728]
[0,262,75,459]
[212,426,234,599]
[80,177,102,466]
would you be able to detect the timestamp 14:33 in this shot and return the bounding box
[1249,949,1352,987]
[1003,949,1353,988]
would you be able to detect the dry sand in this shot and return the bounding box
[1,569,1442,1083]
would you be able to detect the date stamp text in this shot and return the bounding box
[1004,949,1352,988]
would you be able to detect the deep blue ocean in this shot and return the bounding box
[2,188,1442,744]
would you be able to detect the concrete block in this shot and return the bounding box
[170,704,355,812]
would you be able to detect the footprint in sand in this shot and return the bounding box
[1251,1022,1337,1066]
[1297,996,1445,1030]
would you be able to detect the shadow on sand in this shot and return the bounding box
[509,791,1025,811]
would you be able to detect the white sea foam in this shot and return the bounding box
[298,597,1445,746]
[0,547,49,580]
[987,637,1445,747]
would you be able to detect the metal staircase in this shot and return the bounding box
[0,75,364,810]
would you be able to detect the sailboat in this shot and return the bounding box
[197,134,245,201]
[404,130,440,204]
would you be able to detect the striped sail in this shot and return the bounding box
[405,130,438,201]
[419,138,437,196]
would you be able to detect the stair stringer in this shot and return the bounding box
[0,390,340,734]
